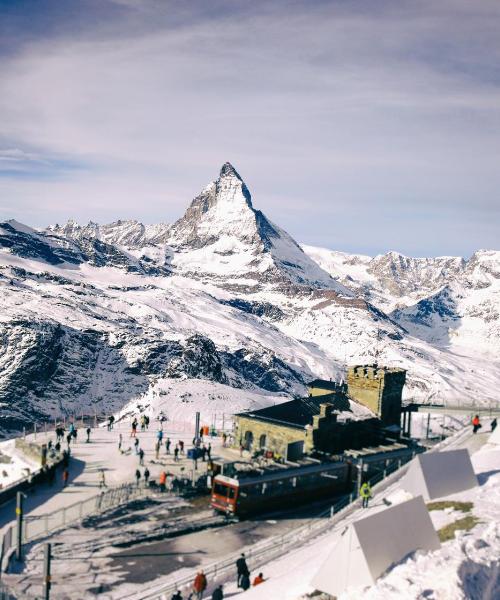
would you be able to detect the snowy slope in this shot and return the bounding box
[1,162,500,434]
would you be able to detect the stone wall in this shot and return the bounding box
[14,438,47,466]
[234,416,308,458]
[347,365,406,425]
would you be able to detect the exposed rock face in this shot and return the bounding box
[0,163,499,435]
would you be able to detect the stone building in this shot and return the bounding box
[346,365,406,426]
[234,393,378,460]
[308,366,407,427]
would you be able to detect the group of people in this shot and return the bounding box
[472,414,497,434]
[175,554,265,600]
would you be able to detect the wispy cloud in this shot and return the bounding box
[0,0,499,256]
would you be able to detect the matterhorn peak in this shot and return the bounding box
[219,162,242,180]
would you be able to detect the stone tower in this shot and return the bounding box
[347,365,406,426]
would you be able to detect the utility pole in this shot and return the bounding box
[43,543,52,600]
[15,492,24,561]
[356,459,364,498]
[195,411,200,440]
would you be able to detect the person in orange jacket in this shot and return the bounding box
[472,414,482,434]
[253,572,265,586]
[192,570,207,599]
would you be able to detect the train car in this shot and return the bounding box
[211,460,350,517]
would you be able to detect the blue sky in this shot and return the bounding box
[0,0,499,257]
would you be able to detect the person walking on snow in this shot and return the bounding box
[134,438,140,454]
[131,419,137,437]
[155,441,161,460]
[157,429,164,444]
[135,469,141,487]
[99,469,106,488]
[207,444,212,461]
[360,482,372,508]
[211,585,223,600]
[192,570,207,600]
[144,467,150,486]
[236,553,250,588]
[179,440,184,454]
[139,448,145,466]
[165,437,171,454]
[491,418,498,432]
[472,414,482,434]
[174,446,180,462]
[86,427,91,443]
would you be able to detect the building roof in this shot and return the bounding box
[236,393,374,430]
[307,379,341,391]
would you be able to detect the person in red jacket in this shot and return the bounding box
[253,572,265,586]
[472,414,482,434]
[193,570,207,599]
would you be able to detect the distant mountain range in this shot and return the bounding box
[1,162,499,434]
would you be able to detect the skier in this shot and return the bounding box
[491,418,497,432]
[134,438,140,454]
[236,553,250,588]
[360,482,372,508]
[139,448,145,466]
[211,585,223,600]
[253,573,265,586]
[174,446,180,462]
[165,437,171,454]
[192,570,207,600]
[86,427,91,443]
[131,419,138,437]
[135,469,141,487]
[472,414,482,434]
[99,469,106,488]
[207,443,212,461]
[157,429,164,444]
[144,467,150,486]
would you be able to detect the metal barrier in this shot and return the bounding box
[0,483,152,574]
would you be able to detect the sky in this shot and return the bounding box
[0,0,499,257]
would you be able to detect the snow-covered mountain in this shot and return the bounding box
[1,163,499,434]
[303,245,500,361]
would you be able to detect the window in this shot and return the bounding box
[259,434,267,449]
[214,483,228,496]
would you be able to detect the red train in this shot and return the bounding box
[211,460,350,517]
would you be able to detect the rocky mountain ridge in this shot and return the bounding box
[1,163,499,434]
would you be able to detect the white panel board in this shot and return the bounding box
[311,497,439,596]
[403,449,477,500]
[354,496,440,582]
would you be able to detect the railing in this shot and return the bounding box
[123,425,474,600]
[1,483,151,573]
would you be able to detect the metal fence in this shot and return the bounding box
[122,425,474,600]
[1,483,151,574]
